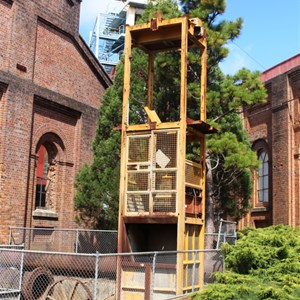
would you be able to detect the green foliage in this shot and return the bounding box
[194,226,300,300]
[139,0,182,21]
[205,67,266,220]
[74,85,122,229]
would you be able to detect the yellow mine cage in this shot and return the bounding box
[116,15,216,299]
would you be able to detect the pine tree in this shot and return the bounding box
[74,0,266,230]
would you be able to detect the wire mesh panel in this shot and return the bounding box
[152,130,178,213]
[0,247,224,299]
[128,135,151,163]
[0,248,23,298]
[126,130,179,215]
[203,250,224,284]
[183,251,201,293]
[152,193,176,212]
[216,219,237,249]
[152,252,177,300]
[127,193,150,212]
[185,160,201,188]
[22,251,97,299]
[126,135,151,214]
[97,255,117,299]
[77,230,118,254]
[0,249,119,300]
[153,131,177,169]
[8,227,118,254]
[119,252,177,300]
[120,254,151,300]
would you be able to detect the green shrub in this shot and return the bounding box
[193,225,300,300]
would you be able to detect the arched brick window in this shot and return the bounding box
[35,133,64,211]
[252,139,270,206]
[258,150,269,203]
[35,144,49,208]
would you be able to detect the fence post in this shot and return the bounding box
[151,252,157,300]
[8,226,12,245]
[94,252,99,300]
[216,219,223,249]
[75,229,79,253]
[192,250,197,292]
[18,249,25,300]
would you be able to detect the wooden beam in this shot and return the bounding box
[144,106,162,124]
[176,16,189,296]
[200,31,207,121]
[147,53,154,107]
[118,25,132,254]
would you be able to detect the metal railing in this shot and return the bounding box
[0,247,223,300]
[8,227,117,254]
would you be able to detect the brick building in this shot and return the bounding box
[240,53,300,228]
[0,0,111,243]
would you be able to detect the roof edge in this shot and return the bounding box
[261,53,300,82]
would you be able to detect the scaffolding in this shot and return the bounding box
[88,0,148,75]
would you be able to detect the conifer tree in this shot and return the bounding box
[74,0,266,230]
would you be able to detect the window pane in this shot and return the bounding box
[43,150,49,178]
[257,150,269,204]
[264,153,268,162]
[258,190,263,202]
[263,189,269,203]
[263,161,268,175]
[263,175,268,188]
[259,177,263,189]
[258,165,263,176]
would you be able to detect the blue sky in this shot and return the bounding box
[79,0,300,75]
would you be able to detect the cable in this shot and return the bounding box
[244,96,299,118]
[231,41,266,71]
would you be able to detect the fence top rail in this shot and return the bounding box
[0,244,24,248]
[205,233,236,236]
[0,247,221,257]
[8,226,117,233]
[219,218,237,225]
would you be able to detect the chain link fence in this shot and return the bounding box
[216,219,237,249]
[0,226,235,299]
[0,247,222,300]
[8,227,117,254]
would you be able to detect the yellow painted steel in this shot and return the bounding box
[117,15,213,298]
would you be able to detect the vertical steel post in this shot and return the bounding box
[216,218,224,249]
[75,229,79,253]
[8,226,12,244]
[18,249,25,300]
[94,252,99,300]
[151,252,157,300]
[192,250,196,292]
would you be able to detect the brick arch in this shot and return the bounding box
[35,132,65,162]
[33,124,69,162]
[252,139,269,155]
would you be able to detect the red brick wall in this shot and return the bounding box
[34,22,105,109]
[0,2,11,69]
[270,75,292,225]
[0,0,110,242]
[241,62,300,229]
